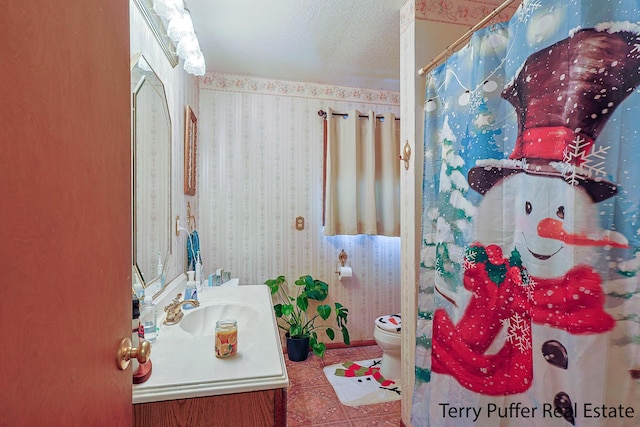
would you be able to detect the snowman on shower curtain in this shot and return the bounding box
[431,27,640,426]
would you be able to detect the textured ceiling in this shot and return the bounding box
[185,0,518,92]
[186,0,406,91]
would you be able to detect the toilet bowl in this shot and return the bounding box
[373,314,402,380]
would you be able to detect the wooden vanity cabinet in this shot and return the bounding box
[133,387,287,427]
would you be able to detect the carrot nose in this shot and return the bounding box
[537,217,628,248]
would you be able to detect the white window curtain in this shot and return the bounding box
[323,108,400,236]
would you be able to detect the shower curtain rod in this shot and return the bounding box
[417,0,519,76]
[317,110,400,120]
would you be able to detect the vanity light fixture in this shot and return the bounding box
[152,0,206,76]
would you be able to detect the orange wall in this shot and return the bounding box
[0,1,131,425]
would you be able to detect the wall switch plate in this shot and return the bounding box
[295,216,305,230]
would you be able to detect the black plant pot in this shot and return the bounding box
[286,333,310,362]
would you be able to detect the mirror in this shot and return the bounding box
[131,54,172,294]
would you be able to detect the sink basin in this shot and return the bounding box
[133,284,288,404]
[179,302,263,336]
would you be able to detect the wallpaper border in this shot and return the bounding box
[199,72,400,106]
[408,0,520,28]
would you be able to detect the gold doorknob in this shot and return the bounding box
[116,337,151,370]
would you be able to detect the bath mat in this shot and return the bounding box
[323,358,401,407]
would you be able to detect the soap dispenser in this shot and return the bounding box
[184,270,197,309]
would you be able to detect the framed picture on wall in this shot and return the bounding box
[184,105,197,196]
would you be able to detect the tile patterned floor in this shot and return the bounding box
[285,345,401,426]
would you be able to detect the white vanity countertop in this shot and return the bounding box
[132,282,289,404]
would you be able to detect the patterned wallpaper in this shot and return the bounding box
[197,73,401,342]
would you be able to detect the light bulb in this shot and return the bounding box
[483,80,498,93]
[167,9,194,43]
[184,50,206,76]
[152,0,184,20]
[177,33,201,59]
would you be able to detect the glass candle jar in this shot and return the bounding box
[215,319,238,358]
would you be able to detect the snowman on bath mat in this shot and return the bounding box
[325,359,400,406]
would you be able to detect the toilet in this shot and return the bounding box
[373,314,402,380]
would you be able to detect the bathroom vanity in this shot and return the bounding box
[133,389,286,426]
[132,281,289,427]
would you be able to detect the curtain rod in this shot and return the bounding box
[317,110,400,120]
[417,0,519,76]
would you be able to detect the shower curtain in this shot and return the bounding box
[413,1,640,426]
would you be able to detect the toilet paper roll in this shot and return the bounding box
[338,266,352,280]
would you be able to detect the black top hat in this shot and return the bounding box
[468,26,640,202]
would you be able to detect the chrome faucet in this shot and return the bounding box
[163,293,200,325]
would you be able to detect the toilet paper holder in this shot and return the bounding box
[335,249,350,274]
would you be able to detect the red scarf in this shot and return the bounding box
[432,255,614,395]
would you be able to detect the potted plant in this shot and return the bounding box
[265,274,350,361]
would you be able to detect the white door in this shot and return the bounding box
[0,1,133,425]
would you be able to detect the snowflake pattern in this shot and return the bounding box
[463,257,475,272]
[562,134,610,185]
[517,0,542,23]
[435,260,445,277]
[519,270,536,302]
[463,247,477,271]
[469,92,485,111]
[501,313,532,353]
